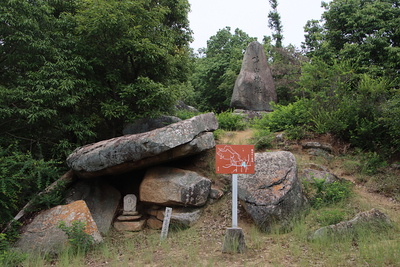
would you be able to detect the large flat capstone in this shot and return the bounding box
[66,113,218,178]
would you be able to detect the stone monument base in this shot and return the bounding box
[222,227,247,253]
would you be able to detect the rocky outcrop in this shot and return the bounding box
[66,179,121,235]
[15,200,102,254]
[140,167,211,206]
[66,112,218,178]
[238,151,308,232]
[302,141,334,159]
[230,41,277,111]
[310,208,393,240]
[300,169,340,184]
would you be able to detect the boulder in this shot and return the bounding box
[123,115,182,135]
[175,100,199,113]
[140,166,211,207]
[65,179,121,235]
[238,151,308,232]
[15,200,102,254]
[300,169,340,184]
[311,208,393,240]
[66,112,218,178]
[230,41,277,111]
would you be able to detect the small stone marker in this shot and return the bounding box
[123,194,137,212]
[160,207,172,240]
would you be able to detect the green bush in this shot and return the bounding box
[251,128,274,150]
[251,100,309,132]
[0,233,26,267]
[360,152,387,175]
[58,221,94,254]
[303,178,353,209]
[285,125,309,140]
[212,129,226,140]
[174,110,201,120]
[0,144,62,228]
[216,111,246,131]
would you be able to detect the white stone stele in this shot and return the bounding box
[123,194,137,212]
[160,207,172,240]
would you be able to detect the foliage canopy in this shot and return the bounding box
[0,0,193,159]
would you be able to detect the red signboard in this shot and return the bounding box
[216,145,255,174]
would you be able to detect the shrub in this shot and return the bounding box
[285,125,309,140]
[251,100,309,132]
[0,233,27,267]
[251,128,274,150]
[58,221,94,254]
[216,110,246,131]
[0,144,62,228]
[303,178,353,209]
[174,110,201,120]
[360,152,387,175]
[212,129,226,140]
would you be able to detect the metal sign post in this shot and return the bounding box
[232,173,238,228]
[216,145,254,253]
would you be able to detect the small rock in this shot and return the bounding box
[302,142,333,153]
[210,188,224,200]
[114,220,146,232]
[147,217,163,230]
[300,169,340,184]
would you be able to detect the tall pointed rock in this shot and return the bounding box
[230,41,277,111]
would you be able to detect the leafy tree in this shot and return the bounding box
[0,0,193,159]
[268,0,283,48]
[303,0,400,83]
[191,27,256,111]
[298,59,392,151]
[298,0,400,154]
[263,38,308,104]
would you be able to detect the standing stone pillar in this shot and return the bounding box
[230,41,277,111]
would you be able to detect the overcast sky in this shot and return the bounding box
[188,0,331,52]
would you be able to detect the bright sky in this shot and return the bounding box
[188,0,331,52]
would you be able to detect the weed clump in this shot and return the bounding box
[58,220,94,254]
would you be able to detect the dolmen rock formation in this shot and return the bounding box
[14,113,218,252]
[66,112,218,178]
[238,151,309,232]
[230,41,277,111]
